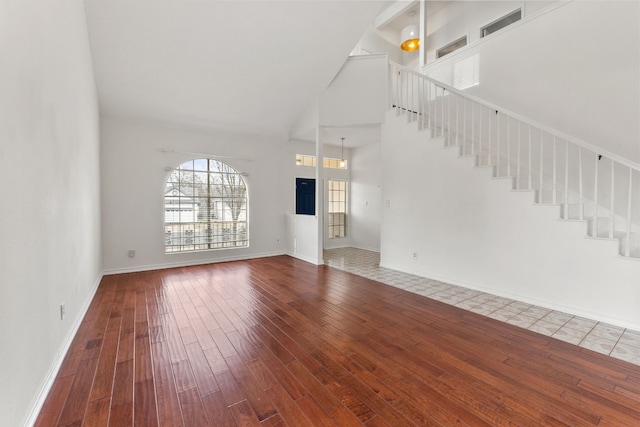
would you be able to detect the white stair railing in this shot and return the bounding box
[389,62,640,259]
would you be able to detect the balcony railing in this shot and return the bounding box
[165,221,248,253]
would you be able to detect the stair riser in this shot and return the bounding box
[393,106,640,260]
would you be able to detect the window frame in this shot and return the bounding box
[327,179,348,239]
[295,154,347,170]
[436,35,468,59]
[164,158,249,254]
[480,7,523,38]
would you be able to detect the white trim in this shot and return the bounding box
[103,251,286,275]
[419,0,426,68]
[395,62,640,171]
[291,253,325,266]
[378,261,640,331]
[324,242,353,251]
[349,245,381,254]
[327,53,388,88]
[23,273,104,427]
[346,53,388,62]
[373,0,418,29]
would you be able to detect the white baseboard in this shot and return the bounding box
[23,251,289,425]
[379,261,640,331]
[103,251,287,275]
[23,273,104,427]
[291,253,324,265]
[347,244,380,253]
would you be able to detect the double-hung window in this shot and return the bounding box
[328,180,347,239]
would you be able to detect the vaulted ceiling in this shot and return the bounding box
[84,0,385,138]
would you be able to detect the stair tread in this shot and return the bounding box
[390,107,638,261]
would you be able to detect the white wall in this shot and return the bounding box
[381,112,640,329]
[424,1,553,65]
[285,140,352,251]
[0,1,102,425]
[361,0,422,69]
[291,54,389,141]
[288,54,388,255]
[100,117,288,273]
[424,0,640,164]
[352,26,404,64]
[350,142,382,252]
[320,54,388,127]
[288,214,321,264]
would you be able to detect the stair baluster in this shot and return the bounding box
[388,62,639,259]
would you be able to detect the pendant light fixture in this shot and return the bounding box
[400,24,420,52]
[339,137,346,169]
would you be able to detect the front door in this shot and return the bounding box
[295,178,315,215]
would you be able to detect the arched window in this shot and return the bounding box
[164,159,248,253]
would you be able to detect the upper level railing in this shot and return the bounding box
[389,61,640,258]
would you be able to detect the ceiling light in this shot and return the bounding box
[400,24,420,52]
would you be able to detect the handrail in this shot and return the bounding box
[389,61,640,172]
[389,60,639,258]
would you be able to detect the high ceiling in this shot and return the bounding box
[84,0,385,138]
[375,1,451,46]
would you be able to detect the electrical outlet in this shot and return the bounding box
[60,304,65,320]
[128,249,136,258]
[413,252,418,259]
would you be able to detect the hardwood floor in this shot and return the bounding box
[36,256,640,426]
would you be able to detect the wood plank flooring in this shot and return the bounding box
[35,256,640,426]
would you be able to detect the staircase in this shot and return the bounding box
[389,62,640,260]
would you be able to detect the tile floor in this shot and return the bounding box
[324,247,640,366]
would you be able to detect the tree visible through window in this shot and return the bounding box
[164,159,248,253]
